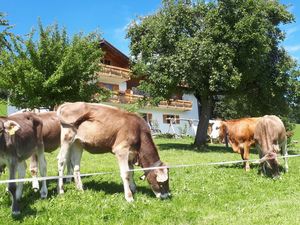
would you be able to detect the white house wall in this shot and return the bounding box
[119,82,127,92]
[138,94,199,136]
[7,105,20,115]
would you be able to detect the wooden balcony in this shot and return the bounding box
[97,64,131,83]
[108,91,144,104]
[158,99,193,111]
[107,91,193,111]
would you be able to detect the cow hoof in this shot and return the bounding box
[129,185,137,194]
[41,195,47,199]
[159,193,170,200]
[273,176,281,180]
[76,185,84,191]
[125,196,134,202]
[40,191,48,199]
[12,210,21,216]
[58,187,64,194]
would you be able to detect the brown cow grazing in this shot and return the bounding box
[210,117,260,171]
[56,102,170,202]
[254,115,288,178]
[0,112,47,215]
[29,111,61,191]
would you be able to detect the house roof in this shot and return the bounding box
[99,39,129,61]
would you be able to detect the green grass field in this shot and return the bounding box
[1,136,300,224]
[0,101,7,116]
[291,124,300,149]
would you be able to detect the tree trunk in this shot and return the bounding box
[194,95,212,146]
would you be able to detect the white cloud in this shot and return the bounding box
[284,44,300,52]
[110,20,132,55]
[285,26,299,38]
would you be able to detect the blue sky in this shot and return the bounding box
[1,0,300,63]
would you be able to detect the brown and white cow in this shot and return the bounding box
[56,102,170,202]
[210,117,260,171]
[254,115,288,178]
[0,112,47,215]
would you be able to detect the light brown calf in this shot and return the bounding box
[57,102,170,202]
[210,117,260,171]
[254,115,288,178]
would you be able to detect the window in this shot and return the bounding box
[100,83,119,91]
[141,113,152,124]
[163,114,180,124]
[103,59,111,65]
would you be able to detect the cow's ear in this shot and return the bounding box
[155,167,168,182]
[4,120,20,136]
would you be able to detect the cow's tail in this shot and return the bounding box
[57,106,91,130]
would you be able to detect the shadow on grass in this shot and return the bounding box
[83,180,154,198]
[10,179,60,221]
[157,142,260,154]
[217,163,260,170]
[157,143,229,153]
[217,162,287,179]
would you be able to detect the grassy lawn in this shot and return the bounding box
[291,124,300,149]
[0,101,7,116]
[1,137,300,224]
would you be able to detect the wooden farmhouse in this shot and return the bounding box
[97,40,199,136]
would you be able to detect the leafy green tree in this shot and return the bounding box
[127,0,297,146]
[0,12,14,52]
[0,21,103,109]
[287,67,300,123]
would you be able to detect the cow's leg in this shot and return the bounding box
[66,152,74,183]
[8,161,20,215]
[30,154,39,192]
[257,147,265,176]
[128,163,136,194]
[281,140,288,173]
[16,161,27,201]
[70,141,83,191]
[231,143,240,153]
[262,162,267,176]
[36,149,47,199]
[57,141,71,194]
[114,145,134,202]
[57,128,74,194]
[243,144,251,171]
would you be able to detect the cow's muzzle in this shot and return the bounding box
[155,192,172,199]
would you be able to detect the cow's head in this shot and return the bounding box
[0,120,21,148]
[210,121,228,143]
[258,146,280,178]
[210,121,221,139]
[3,120,20,135]
[219,123,229,144]
[145,163,170,199]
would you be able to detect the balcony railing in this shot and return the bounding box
[158,99,193,110]
[97,64,131,81]
[106,91,193,111]
[108,91,144,104]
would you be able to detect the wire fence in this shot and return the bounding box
[1,152,300,185]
